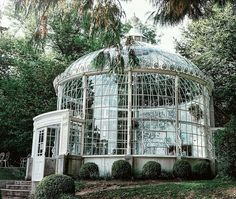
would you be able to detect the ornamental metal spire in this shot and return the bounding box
[125,14,147,43]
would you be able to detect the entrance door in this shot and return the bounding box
[32,128,47,181]
[32,126,60,181]
[45,126,60,158]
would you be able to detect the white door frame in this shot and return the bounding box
[32,127,47,182]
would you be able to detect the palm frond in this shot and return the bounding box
[148,0,212,25]
[90,0,125,46]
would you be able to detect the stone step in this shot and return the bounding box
[6,184,31,190]
[14,181,31,185]
[2,196,26,199]
[1,189,30,198]
[2,197,28,199]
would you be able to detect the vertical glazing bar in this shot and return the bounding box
[210,95,215,128]
[81,75,87,155]
[208,90,215,160]
[57,85,63,110]
[175,76,181,159]
[127,70,132,155]
[203,87,209,159]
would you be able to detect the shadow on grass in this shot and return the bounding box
[77,179,236,199]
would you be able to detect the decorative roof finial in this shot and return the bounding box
[126,15,147,43]
[130,13,140,28]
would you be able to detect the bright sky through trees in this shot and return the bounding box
[0,0,187,52]
[121,0,188,52]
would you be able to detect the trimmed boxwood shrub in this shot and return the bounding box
[159,170,174,180]
[35,174,75,199]
[142,161,161,179]
[192,160,212,180]
[111,160,131,180]
[173,160,192,179]
[79,162,99,180]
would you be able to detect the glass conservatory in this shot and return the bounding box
[29,22,214,182]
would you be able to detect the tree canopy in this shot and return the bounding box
[176,4,236,126]
[0,1,158,162]
[0,35,66,161]
[14,0,236,27]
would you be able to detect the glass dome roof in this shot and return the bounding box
[54,41,213,89]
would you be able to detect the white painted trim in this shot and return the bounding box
[54,68,213,92]
[33,109,70,122]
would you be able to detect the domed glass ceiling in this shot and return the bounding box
[54,41,213,89]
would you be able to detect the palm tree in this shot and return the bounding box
[148,0,210,25]
[148,0,236,25]
[14,0,124,45]
[15,0,236,26]
[13,0,235,40]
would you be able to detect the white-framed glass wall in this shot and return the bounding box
[58,71,212,158]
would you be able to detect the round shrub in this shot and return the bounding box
[35,174,75,199]
[159,170,174,180]
[173,160,192,179]
[111,160,131,180]
[142,161,161,179]
[192,160,212,180]
[79,162,99,180]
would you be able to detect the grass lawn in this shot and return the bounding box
[76,179,236,199]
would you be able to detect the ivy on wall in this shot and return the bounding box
[214,117,236,179]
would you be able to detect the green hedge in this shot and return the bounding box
[111,160,131,180]
[192,160,212,180]
[214,117,236,179]
[0,168,25,180]
[35,174,75,199]
[159,170,174,180]
[79,162,99,180]
[173,160,192,179]
[142,161,161,179]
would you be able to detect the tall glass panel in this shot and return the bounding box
[178,78,207,158]
[132,73,176,155]
[69,121,82,155]
[61,78,83,117]
[84,74,128,155]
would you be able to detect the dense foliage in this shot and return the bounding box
[111,160,132,180]
[173,160,192,179]
[176,4,236,126]
[159,170,174,180]
[0,167,26,180]
[142,161,161,179]
[35,174,75,199]
[13,0,236,28]
[214,117,236,179]
[0,1,159,163]
[79,162,99,180]
[59,194,80,199]
[192,160,212,180]
[0,35,66,162]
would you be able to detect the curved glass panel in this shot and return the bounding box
[60,77,83,117]
[178,78,208,158]
[54,42,212,88]
[84,74,128,155]
[58,72,211,158]
[131,73,176,155]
